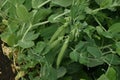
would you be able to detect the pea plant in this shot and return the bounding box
[0,0,120,80]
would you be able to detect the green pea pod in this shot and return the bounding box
[49,23,68,43]
[56,37,69,68]
[50,36,63,49]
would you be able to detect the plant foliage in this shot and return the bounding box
[0,0,120,80]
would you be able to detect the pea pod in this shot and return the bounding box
[49,23,68,43]
[56,36,69,68]
[50,36,63,49]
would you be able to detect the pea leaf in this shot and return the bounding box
[57,67,67,78]
[101,31,113,38]
[87,46,102,58]
[105,67,117,80]
[103,54,120,65]
[18,40,34,48]
[40,24,58,40]
[70,50,79,62]
[16,4,30,22]
[32,0,45,8]
[24,31,39,41]
[34,41,46,53]
[115,42,120,56]
[108,23,120,34]
[79,54,104,67]
[52,0,73,7]
[97,67,117,80]
[1,32,17,46]
[97,74,109,80]
[95,0,112,8]
[48,13,64,23]
[33,8,51,23]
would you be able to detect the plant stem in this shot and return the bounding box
[38,0,51,8]
[21,23,25,35]
[22,23,32,41]
[33,21,49,27]
[100,44,112,49]
[1,0,8,9]
[93,15,106,31]
[53,10,70,20]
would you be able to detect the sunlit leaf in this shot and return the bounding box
[18,40,34,48]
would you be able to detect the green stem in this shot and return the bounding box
[33,21,49,27]
[38,0,51,8]
[22,23,32,41]
[93,15,106,31]
[1,0,8,9]
[53,10,70,20]
[92,8,104,13]
[100,44,112,49]
[21,23,25,35]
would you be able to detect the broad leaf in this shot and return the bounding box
[97,74,109,80]
[34,41,46,53]
[18,40,34,48]
[101,31,113,38]
[79,52,104,67]
[95,0,112,8]
[16,4,30,22]
[103,54,120,65]
[57,67,67,78]
[33,8,51,23]
[48,13,64,23]
[87,46,102,58]
[108,23,120,34]
[32,0,45,8]
[1,32,17,46]
[24,31,39,41]
[105,67,117,80]
[116,42,120,56]
[40,24,58,40]
[70,50,79,62]
[52,0,73,7]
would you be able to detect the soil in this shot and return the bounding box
[0,40,15,80]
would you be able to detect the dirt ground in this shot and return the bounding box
[0,40,15,80]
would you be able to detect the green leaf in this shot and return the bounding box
[105,67,117,80]
[16,4,30,22]
[9,0,25,5]
[1,33,17,46]
[75,41,85,51]
[95,0,112,8]
[32,0,45,8]
[57,67,67,78]
[83,26,95,38]
[96,26,104,35]
[24,31,39,41]
[97,74,109,80]
[115,42,120,56]
[108,23,120,34]
[24,0,32,10]
[79,52,104,67]
[70,50,79,62]
[48,13,64,23]
[52,0,73,7]
[87,46,102,58]
[96,67,117,80]
[40,24,59,40]
[101,31,113,38]
[18,40,34,48]
[34,41,46,53]
[33,8,51,23]
[103,54,120,65]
